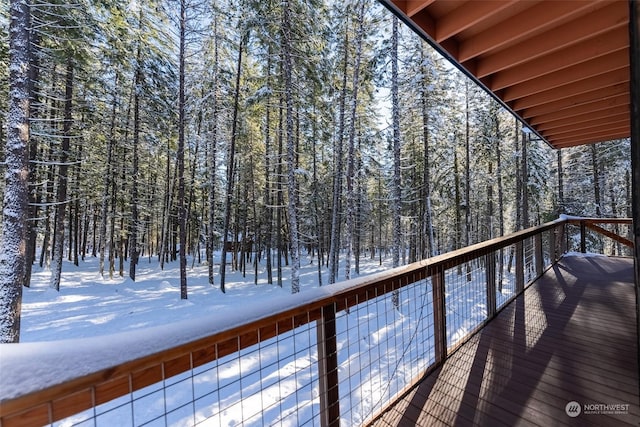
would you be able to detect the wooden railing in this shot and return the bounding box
[0,217,632,427]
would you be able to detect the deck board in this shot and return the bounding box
[370,256,639,426]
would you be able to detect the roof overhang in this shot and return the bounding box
[379,0,631,149]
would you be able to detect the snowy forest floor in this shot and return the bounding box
[21,253,393,342]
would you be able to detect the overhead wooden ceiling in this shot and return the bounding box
[380,0,631,149]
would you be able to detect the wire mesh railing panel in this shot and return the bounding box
[53,322,321,427]
[336,278,435,426]
[541,230,552,268]
[496,245,516,309]
[445,258,487,348]
[523,237,536,285]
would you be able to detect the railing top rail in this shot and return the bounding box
[564,217,632,224]
[4,215,623,422]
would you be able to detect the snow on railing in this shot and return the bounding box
[0,217,629,427]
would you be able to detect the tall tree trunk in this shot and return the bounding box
[391,16,402,269]
[99,74,118,277]
[464,81,472,281]
[178,0,188,298]
[345,3,365,280]
[50,60,74,291]
[72,141,82,266]
[464,80,471,247]
[0,0,30,342]
[421,47,435,258]
[522,130,529,228]
[129,37,143,281]
[391,16,402,307]
[328,31,349,284]
[276,93,284,286]
[591,144,602,216]
[219,33,244,293]
[557,149,564,215]
[24,17,40,287]
[263,48,273,285]
[282,0,301,293]
[454,147,461,250]
[495,114,505,291]
[311,108,323,286]
[515,119,522,231]
[207,15,219,286]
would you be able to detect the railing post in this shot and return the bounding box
[432,268,447,364]
[550,226,557,263]
[580,220,586,253]
[535,232,543,277]
[317,303,339,427]
[515,241,524,293]
[485,252,496,318]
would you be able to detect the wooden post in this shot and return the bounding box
[515,241,524,293]
[485,253,497,318]
[317,304,339,427]
[432,269,447,364]
[550,227,557,263]
[628,0,640,390]
[580,220,586,253]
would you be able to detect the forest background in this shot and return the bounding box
[0,0,631,323]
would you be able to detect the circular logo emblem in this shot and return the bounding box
[565,401,581,417]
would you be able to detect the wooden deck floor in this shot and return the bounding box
[370,255,639,427]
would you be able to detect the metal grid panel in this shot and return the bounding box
[54,322,322,427]
[445,258,487,348]
[541,230,552,268]
[337,278,435,426]
[523,237,536,285]
[496,246,516,310]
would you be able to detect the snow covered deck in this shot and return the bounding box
[370,255,639,426]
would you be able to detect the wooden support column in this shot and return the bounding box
[485,253,497,318]
[317,304,339,427]
[550,227,557,263]
[432,269,447,364]
[628,0,640,389]
[580,220,587,253]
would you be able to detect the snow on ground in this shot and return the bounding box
[20,254,391,342]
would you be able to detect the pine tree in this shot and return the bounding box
[0,0,30,343]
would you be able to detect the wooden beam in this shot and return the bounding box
[490,26,628,90]
[552,126,630,143]
[404,0,436,17]
[476,1,628,78]
[529,104,629,129]
[522,90,629,120]
[542,121,629,141]
[459,1,599,62]
[540,115,628,137]
[502,49,628,102]
[511,68,629,110]
[551,130,631,148]
[435,0,517,42]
